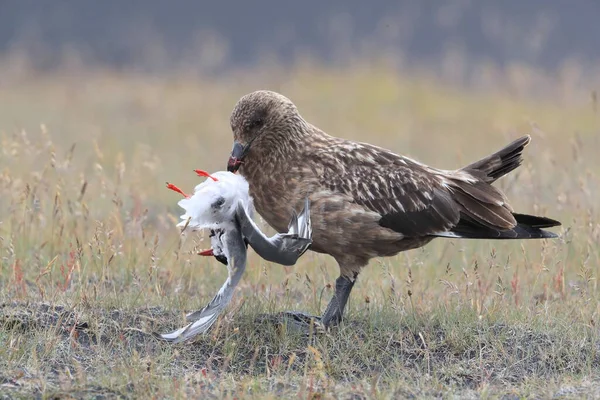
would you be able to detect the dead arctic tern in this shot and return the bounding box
[157,169,312,343]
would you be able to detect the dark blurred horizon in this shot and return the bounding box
[1,0,599,74]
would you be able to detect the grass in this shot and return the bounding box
[0,58,599,398]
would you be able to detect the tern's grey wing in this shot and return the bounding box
[236,198,312,266]
[159,230,247,343]
[159,277,234,343]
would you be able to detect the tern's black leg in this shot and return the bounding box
[214,254,228,266]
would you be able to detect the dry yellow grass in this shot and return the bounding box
[0,58,598,398]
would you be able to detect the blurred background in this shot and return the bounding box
[1,0,598,191]
[2,0,600,73]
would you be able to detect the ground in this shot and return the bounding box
[0,57,599,398]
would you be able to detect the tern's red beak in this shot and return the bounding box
[198,249,214,256]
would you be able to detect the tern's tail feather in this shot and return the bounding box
[280,197,313,256]
[286,198,312,239]
[296,197,312,240]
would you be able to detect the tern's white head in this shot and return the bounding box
[171,170,253,231]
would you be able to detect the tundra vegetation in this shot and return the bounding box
[0,56,598,398]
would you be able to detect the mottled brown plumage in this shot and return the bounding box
[226,90,561,327]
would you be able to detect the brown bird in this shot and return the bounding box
[226,90,561,328]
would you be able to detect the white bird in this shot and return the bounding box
[168,169,252,232]
[157,169,312,343]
